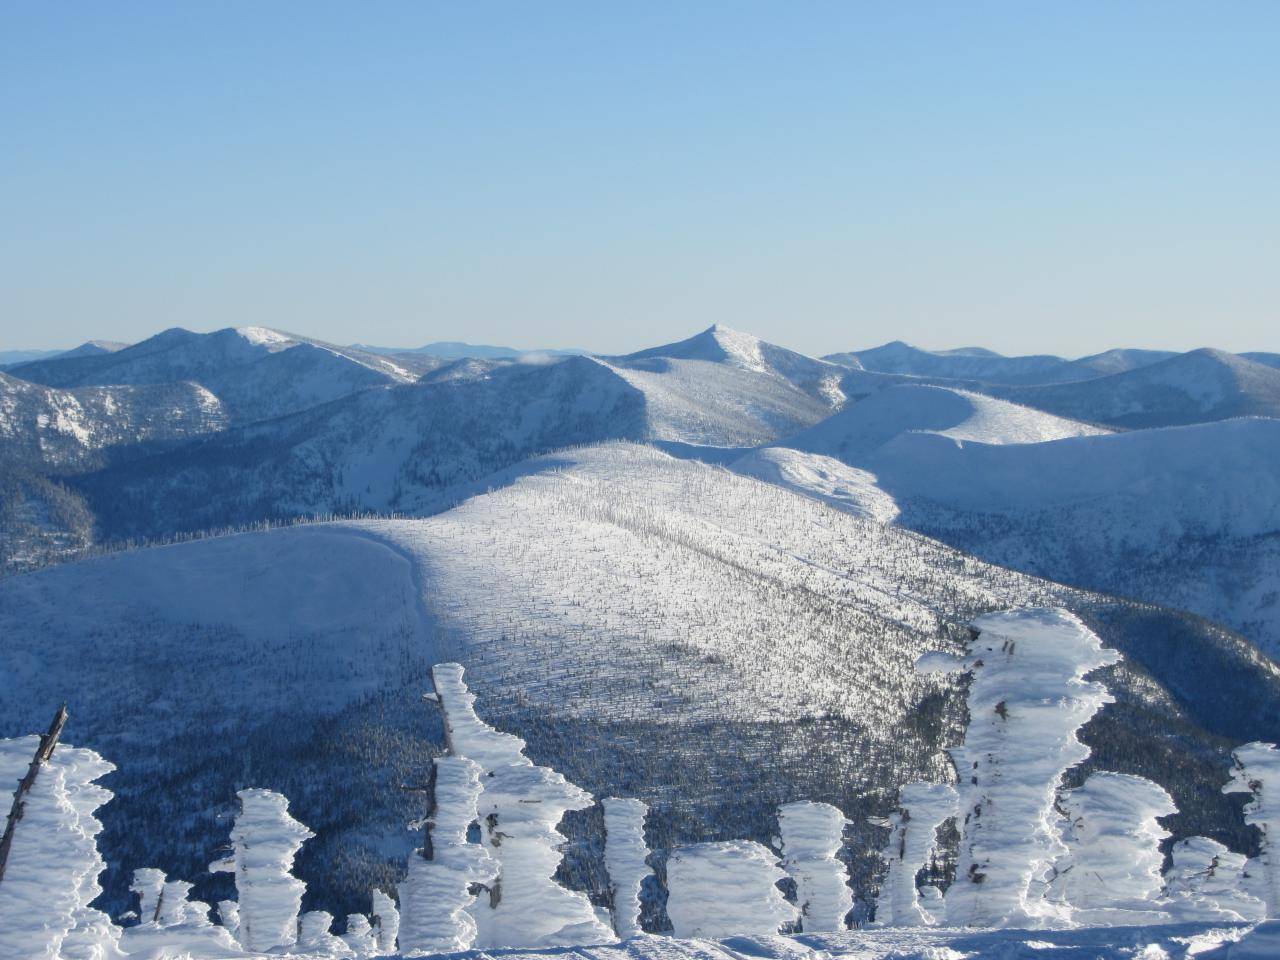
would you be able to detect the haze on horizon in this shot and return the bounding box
[2,2,1276,357]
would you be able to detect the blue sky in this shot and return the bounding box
[2,2,1276,356]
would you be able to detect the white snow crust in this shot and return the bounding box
[873,782,958,927]
[665,840,799,938]
[928,608,1120,929]
[777,801,853,932]
[603,797,653,938]
[1223,741,1280,916]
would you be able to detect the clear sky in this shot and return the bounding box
[2,2,1276,357]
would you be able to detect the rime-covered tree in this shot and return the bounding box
[666,840,799,938]
[872,782,957,927]
[1223,741,1280,916]
[777,801,852,932]
[209,787,314,952]
[603,797,654,938]
[919,608,1119,928]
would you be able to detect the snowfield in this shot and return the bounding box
[1,443,1276,922]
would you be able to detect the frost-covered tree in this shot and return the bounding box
[603,797,653,938]
[216,899,240,939]
[371,888,399,954]
[1223,741,1280,915]
[298,910,353,956]
[1047,772,1175,923]
[777,801,852,932]
[344,913,378,955]
[919,608,1120,928]
[397,755,497,955]
[872,782,957,927]
[120,869,239,958]
[0,736,123,960]
[432,662,615,948]
[209,787,314,952]
[666,840,800,938]
[1165,837,1264,922]
[129,868,167,925]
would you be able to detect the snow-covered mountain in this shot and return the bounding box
[68,330,859,542]
[826,341,1070,384]
[826,341,1185,386]
[597,325,848,445]
[763,414,1280,655]
[8,326,415,423]
[0,339,128,369]
[1,443,1274,920]
[354,340,585,360]
[0,370,225,471]
[775,383,1108,463]
[993,349,1280,428]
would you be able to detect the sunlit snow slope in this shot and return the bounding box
[1,443,1276,921]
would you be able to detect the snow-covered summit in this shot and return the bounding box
[996,347,1280,428]
[8,325,413,423]
[777,383,1108,464]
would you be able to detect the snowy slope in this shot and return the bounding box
[994,349,1280,427]
[9,326,414,423]
[853,418,1280,654]
[826,341,1179,386]
[0,370,225,471]
[72,332,852,543]
[75,355,650,540]
[2,443,1276,920]
[776,384,1108,463]
[826,341,1071,384]
[598,326,847,445]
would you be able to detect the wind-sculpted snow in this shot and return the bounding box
[1049,773,1176,924]
[433,663,616,948]
[604,798,654,938]
[210,788,314,952]
[1166,837,1263,922]
[921,608,1120,929]
[1223,742,1280,916]
[666,840,799,938]
[2,444,1278,917]
[777,801,853,932]
[872,782,957,927]
[397,757,495,954]
[0,736,121,960]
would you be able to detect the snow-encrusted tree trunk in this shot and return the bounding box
[1223,741,1280,916]
[603,797,653,938]
[1165,837,1265,922]
[130,867,167,925]
[121,869,241,957]
[872,782,957,927]
[1047,772,1175,923]
[0,735,123,960]
[432,662,615,948]
[777,801,852,932]
[210,787,314,952]
[397,755,497,955]
[666,840,800,938]
[918,608,1120,928]
[371,888,399,954]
